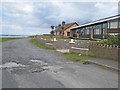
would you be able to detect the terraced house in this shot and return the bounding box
[71,15,120,39]
[54,21,78,37]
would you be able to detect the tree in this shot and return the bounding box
[50,30,54,35]
[51,26,55,31]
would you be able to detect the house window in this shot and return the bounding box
[94,24,102,35]
[67,32,70,36]
[109,20,118,29]
[82,28,86,35]
[103,23,107,35]
[86,27,90,35]
[81,29,84,35]
[118,19,120,28]
[107,21,110,29]
[72,30,77,37]
[103,23,107,29]
[75,29,78,34]
[87,29,89,34]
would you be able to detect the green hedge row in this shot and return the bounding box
[97,34,120,46]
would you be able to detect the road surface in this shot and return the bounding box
[1,38,118,88]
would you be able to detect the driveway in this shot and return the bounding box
[1,38,118,88]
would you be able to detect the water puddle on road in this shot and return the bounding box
[1,60,50,74]
[1,60,64,75]
[30,59,48,66]
[0,62,28,69]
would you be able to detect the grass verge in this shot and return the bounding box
[0,38,21,42]
[31,39,94,61]
[30,39,55,50]
[63,52,95,61]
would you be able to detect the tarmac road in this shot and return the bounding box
[1,38,118,88]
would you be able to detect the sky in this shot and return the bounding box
[0,0,119,35]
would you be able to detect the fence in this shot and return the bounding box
[34,38,119,60]
[89,43,119,60]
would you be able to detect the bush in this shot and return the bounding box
[117,34,120,46]
[50,31,54,35]
[97,34,120,46]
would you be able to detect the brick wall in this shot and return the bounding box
[89,43,119,60]
[35,38,119,60]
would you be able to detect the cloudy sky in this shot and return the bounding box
[0,0,119,35]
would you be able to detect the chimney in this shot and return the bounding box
[62,21,65,26]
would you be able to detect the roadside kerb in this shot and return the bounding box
[84,60,119,72]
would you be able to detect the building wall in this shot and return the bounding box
[64,23,78,37]
[107,29,120,33]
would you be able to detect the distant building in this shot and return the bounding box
[54,21,78,37]
[71,15,120,39]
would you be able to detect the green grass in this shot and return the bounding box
[31,39,95,61]
[63,52,95,61]
[0,38,21,42]
[31,39,55,50]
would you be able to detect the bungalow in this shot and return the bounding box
[54,21,78,37]
[71,15,120,39]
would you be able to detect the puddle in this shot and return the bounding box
[1,60,50,74]
[0,62,28,69]
[10,66,48,74]
[28,59,49,73]
[10,68,29,74]
[30,60,48,66]
[1,60,62,75]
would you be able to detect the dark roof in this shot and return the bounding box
[55,22,78,32]
[71,14,120,30]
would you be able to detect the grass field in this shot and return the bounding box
[63,52,95,61]
[0,38,21,42]
[31,39,55,50]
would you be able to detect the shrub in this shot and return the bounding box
[97,34,120,47]
[50,31,54,35]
